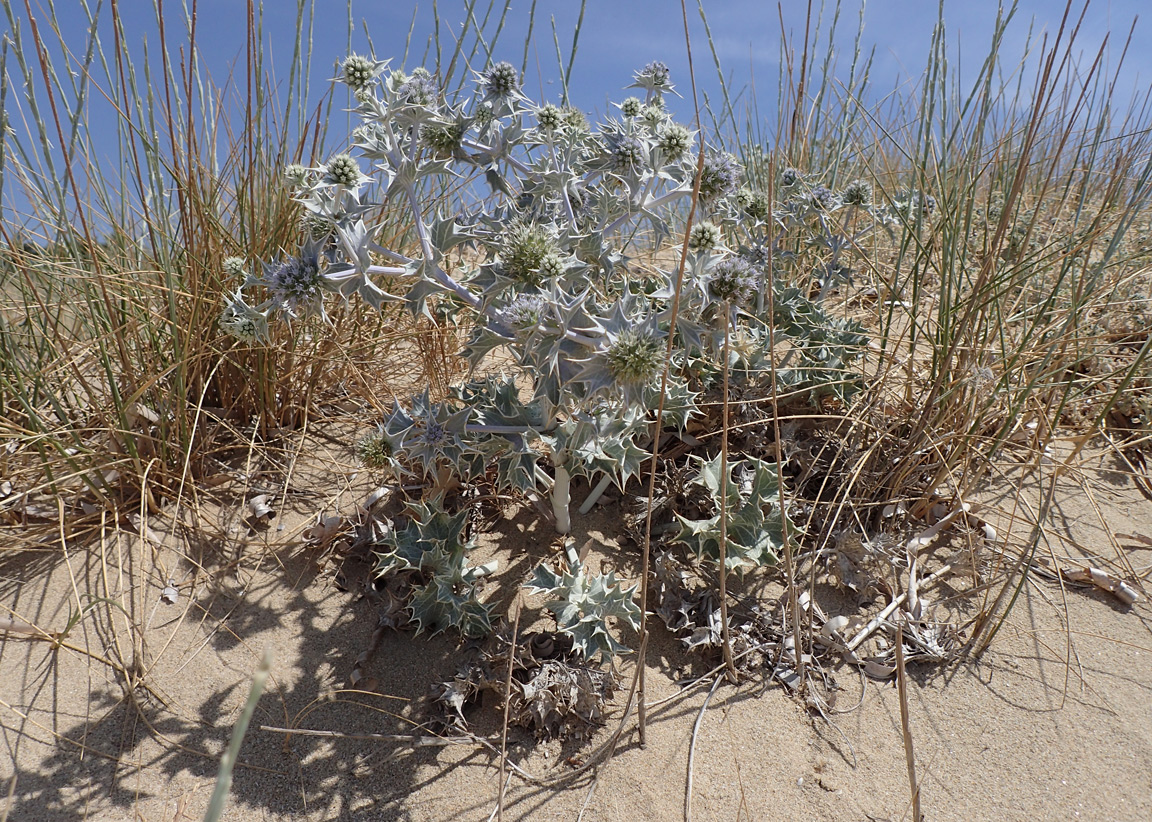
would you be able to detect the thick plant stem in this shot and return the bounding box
[552,451,571,534]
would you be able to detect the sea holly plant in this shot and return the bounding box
[673,453,794,571]
[373,496,497,638]
[223,54,879,648]
[525,543,642,662]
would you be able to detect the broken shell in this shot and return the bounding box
[247,494,275,522]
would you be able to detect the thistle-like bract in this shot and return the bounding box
[633,60,672,92]
[218,291,270,343]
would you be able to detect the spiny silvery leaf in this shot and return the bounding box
[525,554,640,661]
[407,544,496,638]
[373,497,496,638]
[429,212,474,253]
[409,582,494,638]
[554,406,648,490]
[640,378,699,433]
[673,453,789,571]
[372,496,472,577]
[403,258,452,319]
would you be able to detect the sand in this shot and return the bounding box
[2,445,1151,822]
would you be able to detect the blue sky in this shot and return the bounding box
[14,0,1150,117]
[3,0,1149,222]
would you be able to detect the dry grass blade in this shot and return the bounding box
[894,623,922,822]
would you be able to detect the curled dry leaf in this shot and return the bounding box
[819,615,850,648]
[1061,566,1141,606]
[303,514,343,548]
[863,658,896,680]
[360,486,391,514]
[127,402,161,427]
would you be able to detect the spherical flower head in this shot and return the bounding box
[810,185,837,211]
[708,256,759,305]
[355,427,394,470]
[536,251,565,280]
[635,61,671,91]
[283,163,308,186]
[657,123,691,161]
[699,151,742,203]
[562,106,589,132]
[501,293,549,334]
[612,134,647,174]
[735,187,770,221]
[688,221,722,252]
[536,103,563,130]
[619,96,643,117]
[300,211,331,240]
[341,54,378,92]
[842,179,873,207]
[780,168,799,188]
[606,328,663,386]
[222,256,247,280]
[641,103,668,129]
[422,121,464,155]
[483,61,520,97]
[397,67,437,106]
[473,103,496,127]
[500,222,556,285]
[323,154,363,188]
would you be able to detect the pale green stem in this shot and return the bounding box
[578,473,614,514]
[552,449,571,534]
